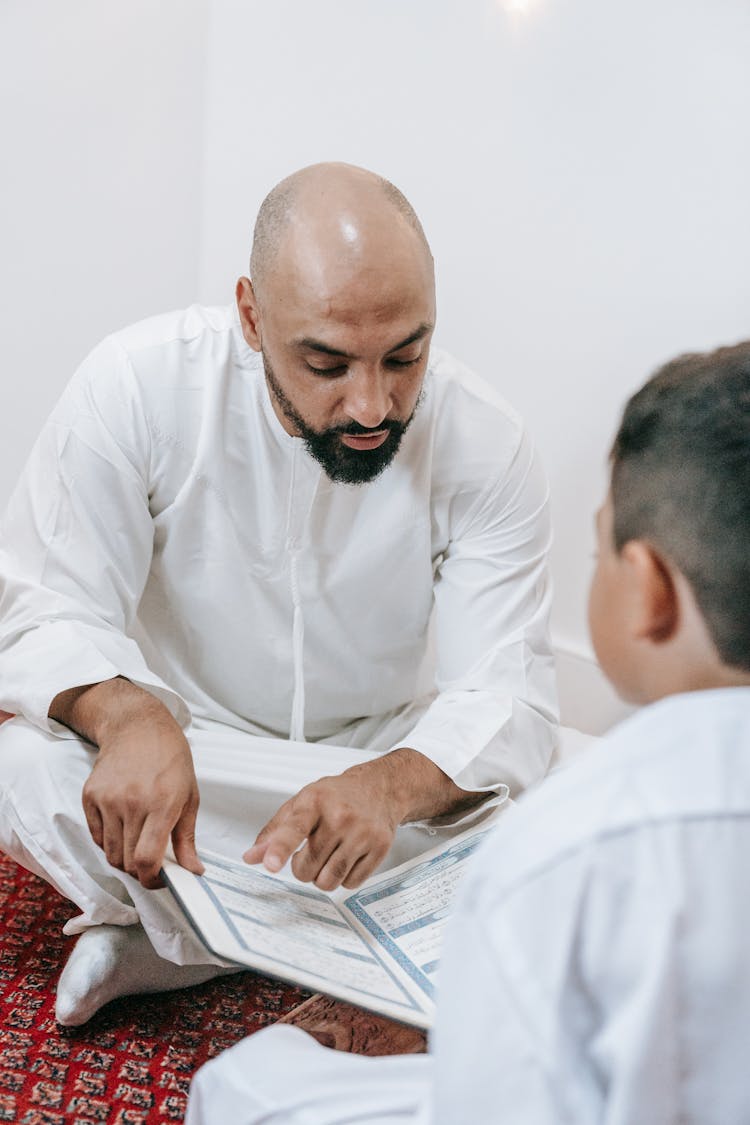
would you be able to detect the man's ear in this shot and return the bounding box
[236,277,263,352]
[620,540,678,643]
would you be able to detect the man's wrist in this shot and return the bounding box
[49,676,178,748]
[350,746,472,824]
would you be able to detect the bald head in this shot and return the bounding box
[236,163,435,481]
[249,162,433,302]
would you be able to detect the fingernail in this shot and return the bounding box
[264,854,283,872]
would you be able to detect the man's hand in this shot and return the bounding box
[244,748,480,891]
[244,769,401,891]
[50,677,203,889]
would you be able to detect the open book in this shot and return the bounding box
[162,821,495,1030]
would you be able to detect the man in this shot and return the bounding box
[187,342,750,1124]
[0,163,557,1026]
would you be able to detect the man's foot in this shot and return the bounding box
[55,923,240,1026]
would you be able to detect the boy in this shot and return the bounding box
[186,342,750,1123]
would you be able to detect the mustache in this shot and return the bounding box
[327,419,402,437]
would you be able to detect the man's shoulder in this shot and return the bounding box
[104,304,241,360]
[59,304,261,440]
[72,304,260,408]
[426,347,524,435]
[468,688,750,902]
[419,348,530,495]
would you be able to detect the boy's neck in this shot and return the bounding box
[640,657,750,706]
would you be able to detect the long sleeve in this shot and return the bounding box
[0,337,190,732]
[395,427,558,796]
[186,1025,432,1125]
[0,319,557,764]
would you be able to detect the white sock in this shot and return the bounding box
[55,923,240,1026]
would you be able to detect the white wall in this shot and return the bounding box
[0,0,208,506]
[198,0,750,682]
[4,1,749,730]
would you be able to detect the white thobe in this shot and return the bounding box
[0,303,555,790]
[186,688,750,1125]
[0,304,556,960]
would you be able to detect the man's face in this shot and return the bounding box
[261,349,422,484]
[236,236,435,484]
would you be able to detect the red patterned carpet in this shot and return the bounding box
[0,851,309,1123]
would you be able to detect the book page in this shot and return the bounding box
[341,830,491,1001]
[164,851,431,1026]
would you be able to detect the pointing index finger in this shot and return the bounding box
[243,808,317,874]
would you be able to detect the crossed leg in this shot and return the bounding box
[0,717,437,1024]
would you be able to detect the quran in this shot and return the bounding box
[163,822,492,1029]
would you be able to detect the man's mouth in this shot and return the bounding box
[339,430,390,451]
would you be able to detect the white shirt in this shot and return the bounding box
[186,688,750,1125]
[431,687,750,1124]
[0,304,556,793]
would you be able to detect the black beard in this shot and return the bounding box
[262,351,420,484]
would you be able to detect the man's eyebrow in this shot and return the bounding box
[387,323,434,352]
[295,338,355,359]
[294,323,434,360]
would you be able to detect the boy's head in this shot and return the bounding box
[589,341,750,704]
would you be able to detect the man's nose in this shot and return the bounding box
[343,365,392,429]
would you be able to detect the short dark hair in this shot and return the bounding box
[611,341,750,671]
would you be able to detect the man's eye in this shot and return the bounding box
[305,362,347,377]
[387,354,422,369]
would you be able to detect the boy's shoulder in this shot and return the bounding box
[471,688,750,900]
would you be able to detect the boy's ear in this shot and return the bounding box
[620,540,678,643]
